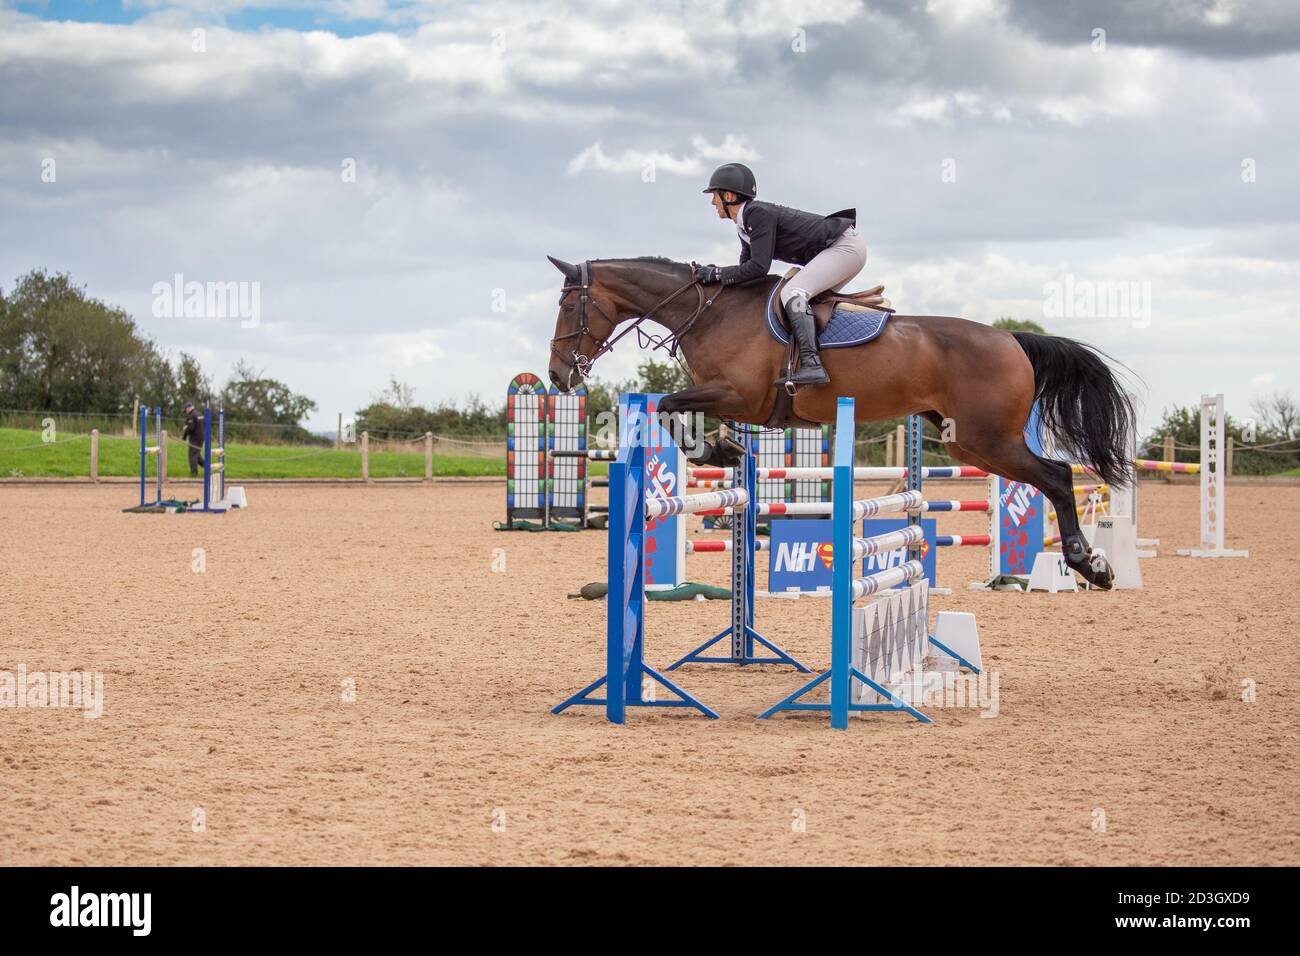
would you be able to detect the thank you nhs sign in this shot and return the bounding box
[767,518,937,593]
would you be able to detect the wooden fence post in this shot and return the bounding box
[90,429,99,481]
[361,431,370,482]
[425,432,433,481]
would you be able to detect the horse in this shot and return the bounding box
[546,256,1135,590]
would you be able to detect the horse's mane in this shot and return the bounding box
[592,256,689,274]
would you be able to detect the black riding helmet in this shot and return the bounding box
[703,163,757,201]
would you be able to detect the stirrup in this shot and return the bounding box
[778,365,830,395]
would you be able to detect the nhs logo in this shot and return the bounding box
[773,539,824,574]
[768,520,835,592]
[859,517,936,586]
[768,518,938,594]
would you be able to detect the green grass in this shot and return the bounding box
[0,427,541,479]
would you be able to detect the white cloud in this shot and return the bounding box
[1,0,1296,430]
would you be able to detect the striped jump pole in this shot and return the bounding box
[645,487,748,518]
[850,560,926,601]
[851,525,924,561]
[691,500,835,517]
[688,465,988,482]
[852,489,922,520]
[1072,459,1199,477]
[1134,458,1200,474]
[685,538,768,553]
[918,499,988,513]
[551,448,618,460]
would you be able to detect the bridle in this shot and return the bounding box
[549,260,726,388]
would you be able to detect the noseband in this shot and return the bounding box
[549,260,724,388]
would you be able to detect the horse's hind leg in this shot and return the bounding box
[920,411,1000,475]
[971,434,1114,590]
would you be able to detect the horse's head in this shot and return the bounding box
[546,256,624,392]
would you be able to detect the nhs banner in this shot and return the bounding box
[618,393,685,589]
[859,517,938,587]
[767,517,940,593]
[992,477,1045,577]
[767,519,834,593]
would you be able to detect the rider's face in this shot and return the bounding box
[710,190,735,219]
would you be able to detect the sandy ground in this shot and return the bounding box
[1,479,1297,866]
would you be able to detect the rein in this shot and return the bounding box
[549,261,725,385]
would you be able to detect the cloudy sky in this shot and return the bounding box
[2,0,1297,430]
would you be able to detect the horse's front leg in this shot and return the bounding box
[658,382,753,467]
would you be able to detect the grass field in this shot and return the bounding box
[0,426,555,479]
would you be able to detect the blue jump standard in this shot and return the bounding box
[754,397,978,729]
[552,394,722,722]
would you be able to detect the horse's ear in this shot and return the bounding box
[547,256,581,282]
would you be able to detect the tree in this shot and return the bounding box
[0,269,174,413]
[175,352,211,410]
[638,358,692,395]
[220,359,318,442]
[992,316,1047,334]
[1250,392,1300,440]
[376,376,418,411]
[1144,403,1202,460]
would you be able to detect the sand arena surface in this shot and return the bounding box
[1,480,1297,866]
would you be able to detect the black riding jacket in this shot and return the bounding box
[719,201,856,286]
[180,410,204,447]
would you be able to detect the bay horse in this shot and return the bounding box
[546,256,1135,589]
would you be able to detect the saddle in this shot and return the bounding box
[773,269,892,335]
[763,269,894,428]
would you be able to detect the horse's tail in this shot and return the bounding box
[1011,332,1136,488]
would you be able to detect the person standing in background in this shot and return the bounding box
[179,402,205,477]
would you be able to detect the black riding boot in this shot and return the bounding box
[779,298,830,388]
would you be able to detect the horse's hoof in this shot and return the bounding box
[1069,552,1114,590]
[686,438,746,469]
[1085,554,1115,590]
[1064,536,1114,590]
[714,437,746,467]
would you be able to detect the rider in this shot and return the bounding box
[695,163,865,388]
